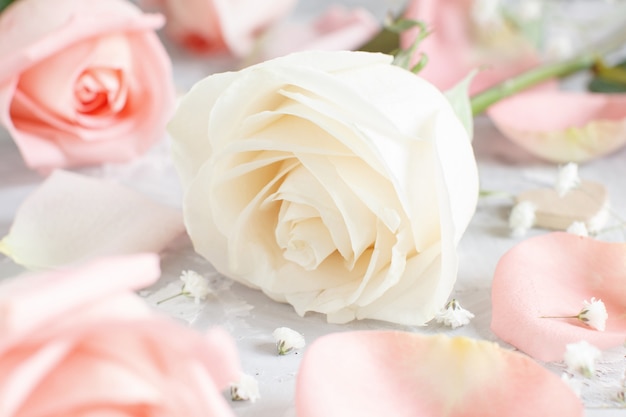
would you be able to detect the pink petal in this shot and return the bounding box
[401,0,539,94]
[492,232,626,361]
[0,254,160,346]
[487,89,626,163]
[297,331,583,417]
[262,6,380,60]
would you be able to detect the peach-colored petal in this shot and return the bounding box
[487,89,626,163]
[296,331,583,417]
[492,232,626,362]
[0,170,185,270]
[0,255,241,417]
[262,6,380,60]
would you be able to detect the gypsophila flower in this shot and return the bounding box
[560,373,582,397]
[563,340,602,378]
[555,162,580,197]
[509,201,536,237]
[156,270,212,305]
[566,221,589,237]
[179,270,211,304]
[578,297,608,331]
[541,297,608,331]
[273,327,306,355]
[434,299,475,329]
[230,373,260,402]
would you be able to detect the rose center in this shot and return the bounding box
[74,67,128,115]
[275,203,336,271]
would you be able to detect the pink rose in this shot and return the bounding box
[0,0,176,171]
[142,0,295,56]
[0,254,241,416]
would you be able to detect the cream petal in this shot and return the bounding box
[0,171,184,270]
[492,232,626,361]
[296,331,583,417]
[168,70,240,186]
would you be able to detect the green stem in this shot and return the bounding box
[156,292,184,305]
[470,53,597,116]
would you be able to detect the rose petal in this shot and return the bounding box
[491,232,626,361]
[487,89,626,163]
[401,0,539,94]
[262,5,380,60]
[296,331,583,417]
[0,170,184,269]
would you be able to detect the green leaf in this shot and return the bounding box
[445,70,478,141]
[0,0,16,13]
[358,28,400,54]
[588,59,626,94]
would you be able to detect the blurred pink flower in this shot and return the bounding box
[492,232,626,362]
[0,0,175,172]
[260,5,380,60]
[401,0,539,94]
[143,0,295,56]
[296,331,583,417]
[0,254,241,416]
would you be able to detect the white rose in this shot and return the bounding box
[169,51,478,325]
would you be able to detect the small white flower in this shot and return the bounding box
[434,299,475,329]
[566,221,588,237]
[563,340,602,378]
[560,373,582,397]
[273,327,305,355]
[180,270,211,304]
[541,297,608,331]
[578,297,608,331]
[555,162,580,197]
[230,373,260,402]
[509,201,536,237]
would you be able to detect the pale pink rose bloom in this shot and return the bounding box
[492,232,626,362]
[487,86,626,163]
[261,6,380,60]
[0,254,241,416]
[142,0,295,56]
[297,331,583,417]
[0,0,175,172]
[401,0,539,95]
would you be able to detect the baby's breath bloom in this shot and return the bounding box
[273,327,306,355]
[563,340,602,378]
[180,270,211,304]
[555,162,580,197]
[434,299,475,329]
[230,373,260,402]
[541,297,608,331]
[578,297,608,331]
[566,221,588,237]
[509,201,536,237]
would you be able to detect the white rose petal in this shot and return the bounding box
[0,170,184,270]
[563,340,602,378]
[169,51,479,325]
[273,327,306,355]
